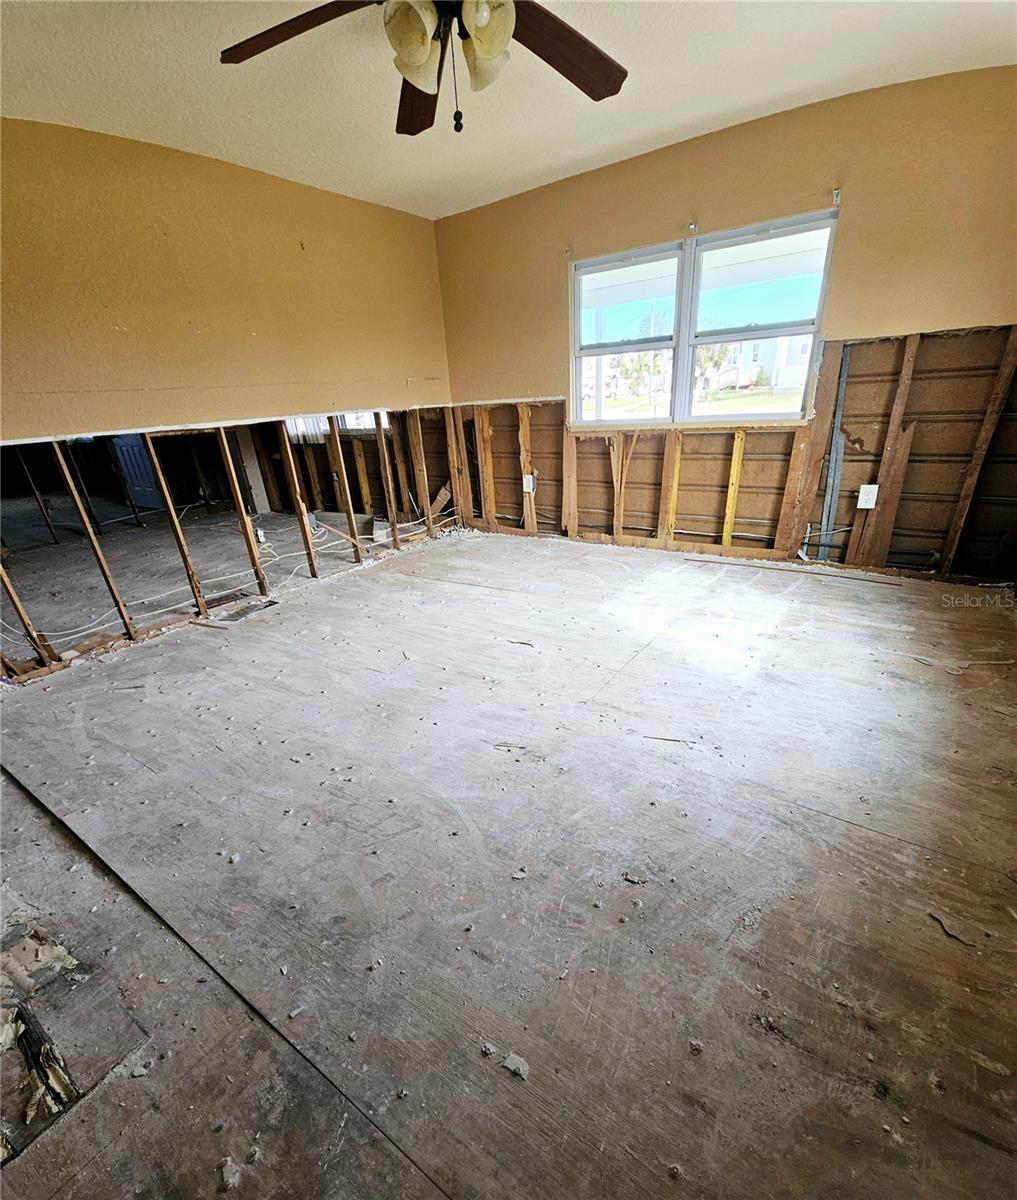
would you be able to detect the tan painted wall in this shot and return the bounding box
[435,67,1017,407]
[1,119,450,442]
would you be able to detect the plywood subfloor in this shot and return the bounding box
[2,532,1015,1198]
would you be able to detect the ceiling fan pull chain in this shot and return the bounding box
[450,18,464,133]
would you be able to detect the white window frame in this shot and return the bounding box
[571,241,683,423]
[571,209,838,428]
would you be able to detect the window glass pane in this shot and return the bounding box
[285,416,328,442]
[581,350,673,421]
[579,257,677,347]
[690,335,812,418]
[341,410,386,429]
[696,228,830,334]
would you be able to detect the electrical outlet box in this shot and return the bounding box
[522,473,536,494]
[857,484,879,510]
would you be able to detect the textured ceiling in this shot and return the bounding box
[2,1,1015,218]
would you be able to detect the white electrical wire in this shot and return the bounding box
[0,507,444,658]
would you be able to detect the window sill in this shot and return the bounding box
[568,415,808,435]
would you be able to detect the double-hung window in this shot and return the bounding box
[573,245,682,423]
[571,210,836,425]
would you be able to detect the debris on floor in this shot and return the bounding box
[220,1155,242,1190]
[511,867,528,880]
[622,872,646,885]
[1,924,79,995]
[928,912,977,947]
[500,1053,529,1080]
[481,1041,497,1057]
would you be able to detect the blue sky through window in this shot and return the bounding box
[697,273,823,333]
[581,297,675,345]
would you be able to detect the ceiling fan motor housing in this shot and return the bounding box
[220,0,628,136]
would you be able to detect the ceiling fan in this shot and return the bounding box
[221,1,627,136]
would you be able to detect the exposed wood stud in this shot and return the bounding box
[51,441,137,640]
[390,415,414,523]
[429,481,452,518]
[374,413,402,550]
[276,422,319,578]
[852,423,917,568]
[15,448,59,544]
[1,651,27,679]
[142,433,210,618]
[406,410,435,537]
[442,409,466,525]
[562,429,578,537]
[774,340,845,556]
[351,439,373,517]
[847,334,920,567]
[516,404,538,534]
[325,416,363,563]
[817,345,852,561]
[187,437,215,513]
[452,408,476,525]
[772,427,810,551]
[64,441,103,535]
[252,425,283,513]
[941,324,1017,574]
[216,427,269,595]
[475,407,498,532]
[609,432,639,540]
[722,430,747,547]
[300,443,324,512]
[0,565,61,664]
[657,430,682,544]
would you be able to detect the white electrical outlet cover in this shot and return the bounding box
[857,484,879,510]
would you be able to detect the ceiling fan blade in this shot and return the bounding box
[512,1,627,101]
[221,0,376,65]
[395,27,450,136]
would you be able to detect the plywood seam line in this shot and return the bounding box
[940,323,1017,574]
[50,441,138,640]
[0,762,458,1200]
[141,433,209,618]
